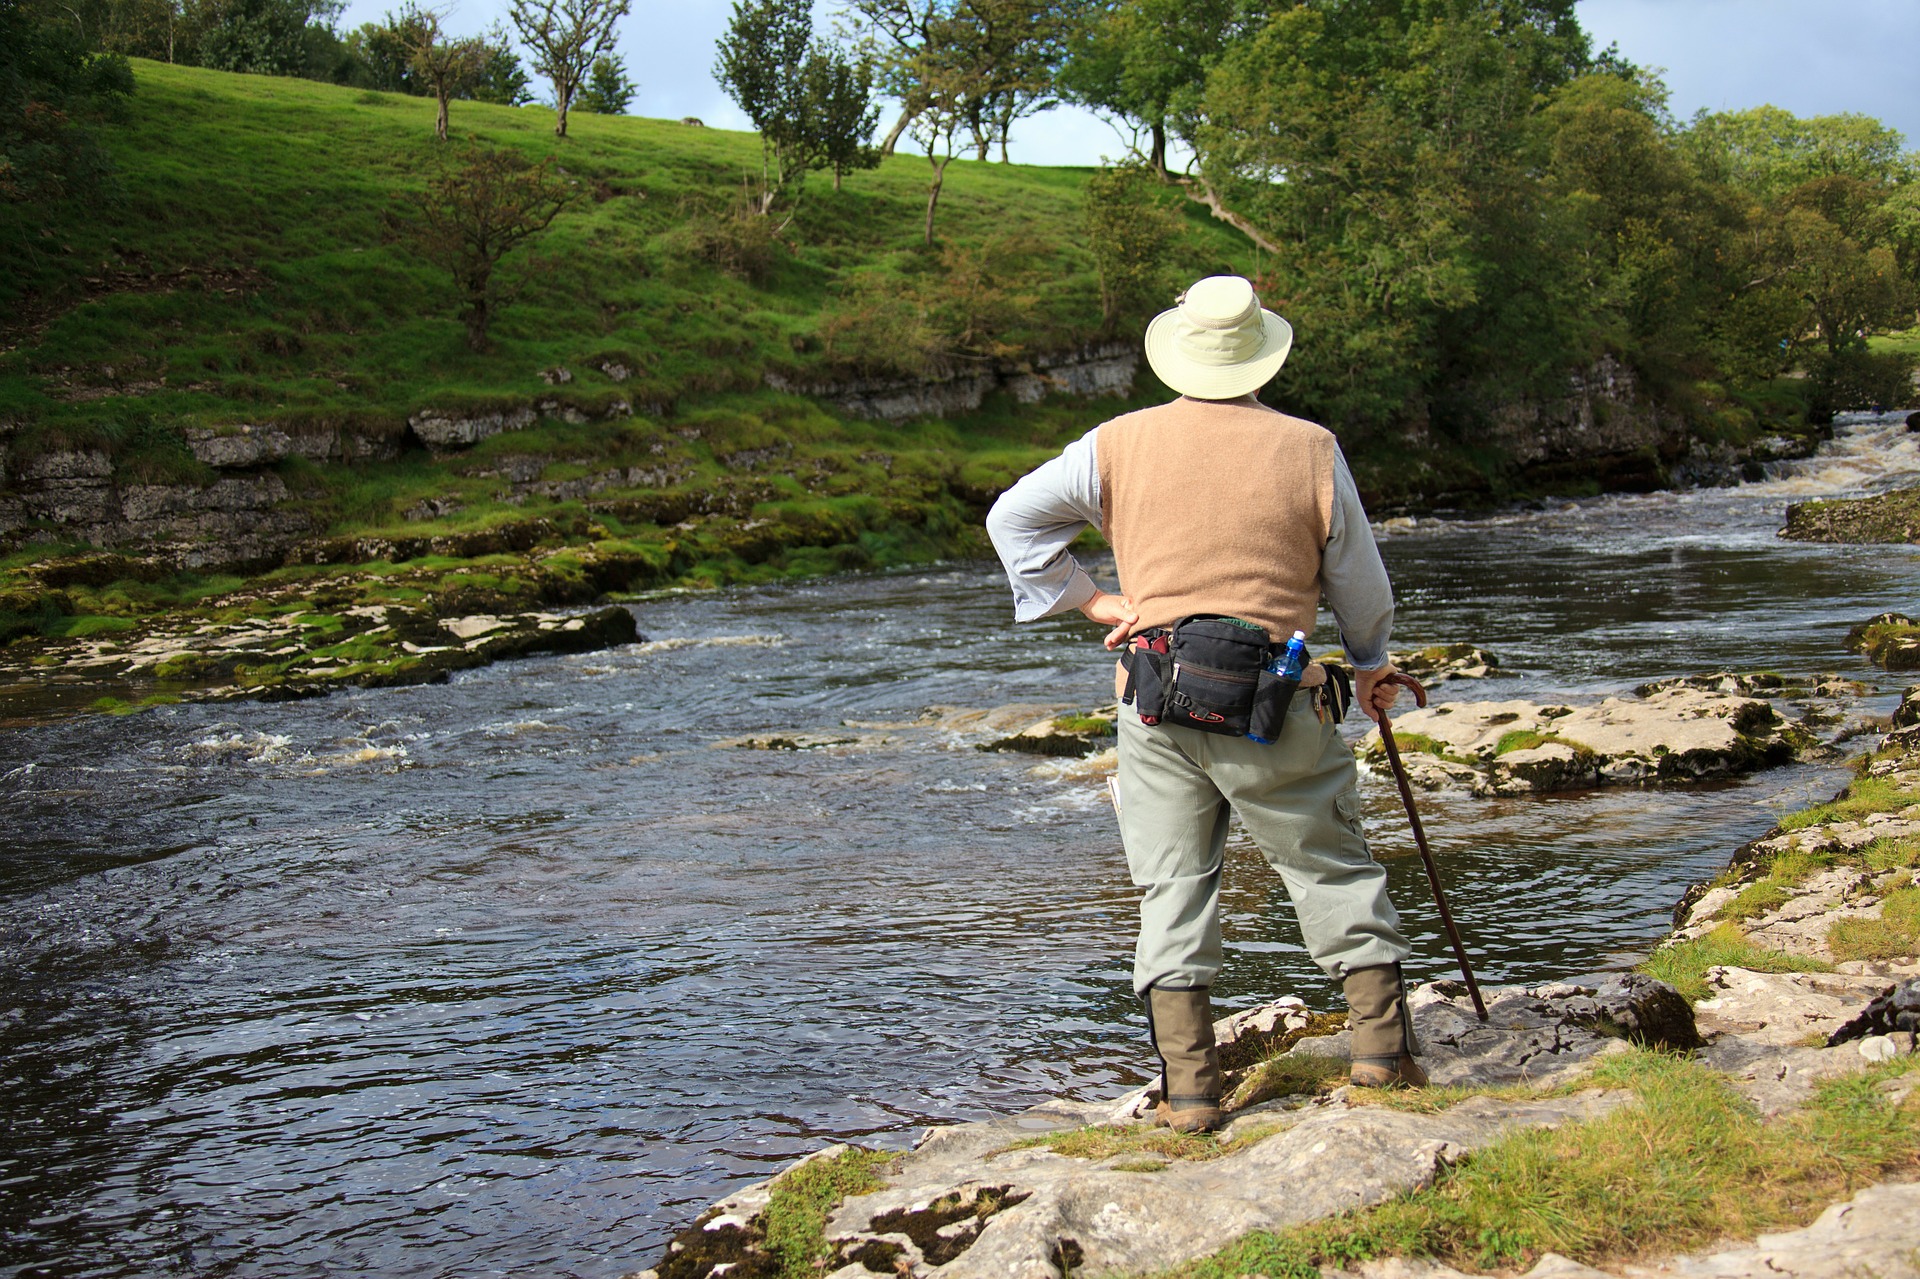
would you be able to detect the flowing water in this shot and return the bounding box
[4,412,1920,1278]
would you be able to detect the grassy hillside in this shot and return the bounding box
[4,59,1247,449]
[0,61,1274,659]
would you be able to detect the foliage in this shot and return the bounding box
[1,0,135,211]
[1056,0,1236,174]
[714,0,812,213]
[572,51,633,114]
[342,8,425,92]
[506,0,628,138]
[196,0,343,77]
[843,0,1074,163]
[1685,105,1917,201]
[411,142,576,349]
[397,4,488,140]
[800,43,880,190]
[469,28,532,106]
[1083,162,1182,331]
[1094,0,1920,447]
[715,0,875,215]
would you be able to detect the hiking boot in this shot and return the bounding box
[1344,963,1428,1089]
[1146,986,1224,1133]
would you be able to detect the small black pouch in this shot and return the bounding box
[1246,667,1299,743]
[1122,634,1170,723]
[1164,615,1270,738]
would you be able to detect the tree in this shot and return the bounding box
[507,0,629,138]
[941,0,1074,163]
[197,0,343,76]
[714,0,813,213]
[99,0,200,64]
[400,5,487,139]
[413,143,574,350]
[469,24,532,104]
[907,59,963,245]
[1686,105,1916,201]
[1057,0,1235,174]
[344,6,427,92]
[845,0,1070,162]
[800,44,879,190]
[573,51,634,113]
[1,0,134,209]
[1083,163,1181,331]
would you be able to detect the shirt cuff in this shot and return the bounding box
[1013,564,1098,622]
[1342,636,1390,671]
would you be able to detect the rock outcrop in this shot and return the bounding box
[1782,485,1920,544]
[1844,611,1920,670]
[766,344,1138,423]
[632,966,1903,1279]
[0,599,640,706]
[1363,678,1830,795]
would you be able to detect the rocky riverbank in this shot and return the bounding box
[630,698,1920,1279]
[1782,484,1920,544]
[0,552,645,715]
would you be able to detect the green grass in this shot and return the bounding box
[1000,1119,1290,1165]
[1169,1050,1920,1279]
[761,1147,896,1279]
[1868,325,1920,359]
[1382,732,1476,766]
[1640,924,1833,1003]
[1828,883,1920,961]
[1776,774,1920,831]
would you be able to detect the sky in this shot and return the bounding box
[331,0,1920,167]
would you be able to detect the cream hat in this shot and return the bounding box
[1142,275,1294,399]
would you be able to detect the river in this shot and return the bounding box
[3,412,1918,1278]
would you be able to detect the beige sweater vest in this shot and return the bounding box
[1096,397,1336,642]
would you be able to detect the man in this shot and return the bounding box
[985,275,1425,1133]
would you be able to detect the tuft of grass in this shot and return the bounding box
[1227,1053,1352,1110]
[1828,884,1920,962]
[1639,923,1832,1003]
[1171,1050,1920,1279]
[1777,775,1920,831]
[761,1147,896,1279]
[1052,714,1116,735]
[1383,732,1476,766]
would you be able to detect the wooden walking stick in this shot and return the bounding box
[1375,671,1488,1022]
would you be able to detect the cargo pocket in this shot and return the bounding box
[1333,787,1371,860]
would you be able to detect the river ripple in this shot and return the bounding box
[3,412,1918,1277]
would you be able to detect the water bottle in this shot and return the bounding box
[1268,630,1308,680]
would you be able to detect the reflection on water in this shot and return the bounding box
[3,413,1919,1277]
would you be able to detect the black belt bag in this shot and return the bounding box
[1122,615,1300,742]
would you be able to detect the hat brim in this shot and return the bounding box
[1143,307,1294,400]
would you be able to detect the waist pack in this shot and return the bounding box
[1122,614,1301,742]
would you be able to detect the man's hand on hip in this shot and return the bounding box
[1078,590,1139,650]
[1355,663,1401,723]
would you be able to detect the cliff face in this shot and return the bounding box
[1484,356,1688,491]
[766,343,1140,422]
[0,347,1798,577]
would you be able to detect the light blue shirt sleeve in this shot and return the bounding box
[985,427,1103,621]
[1323,448,1395,670]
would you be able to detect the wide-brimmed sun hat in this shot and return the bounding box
[1142,275,1294,400]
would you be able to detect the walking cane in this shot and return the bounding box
[1375,672,1489,1022]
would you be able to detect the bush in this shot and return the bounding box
[1807,345,1918,420]
[673,196,785,283]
